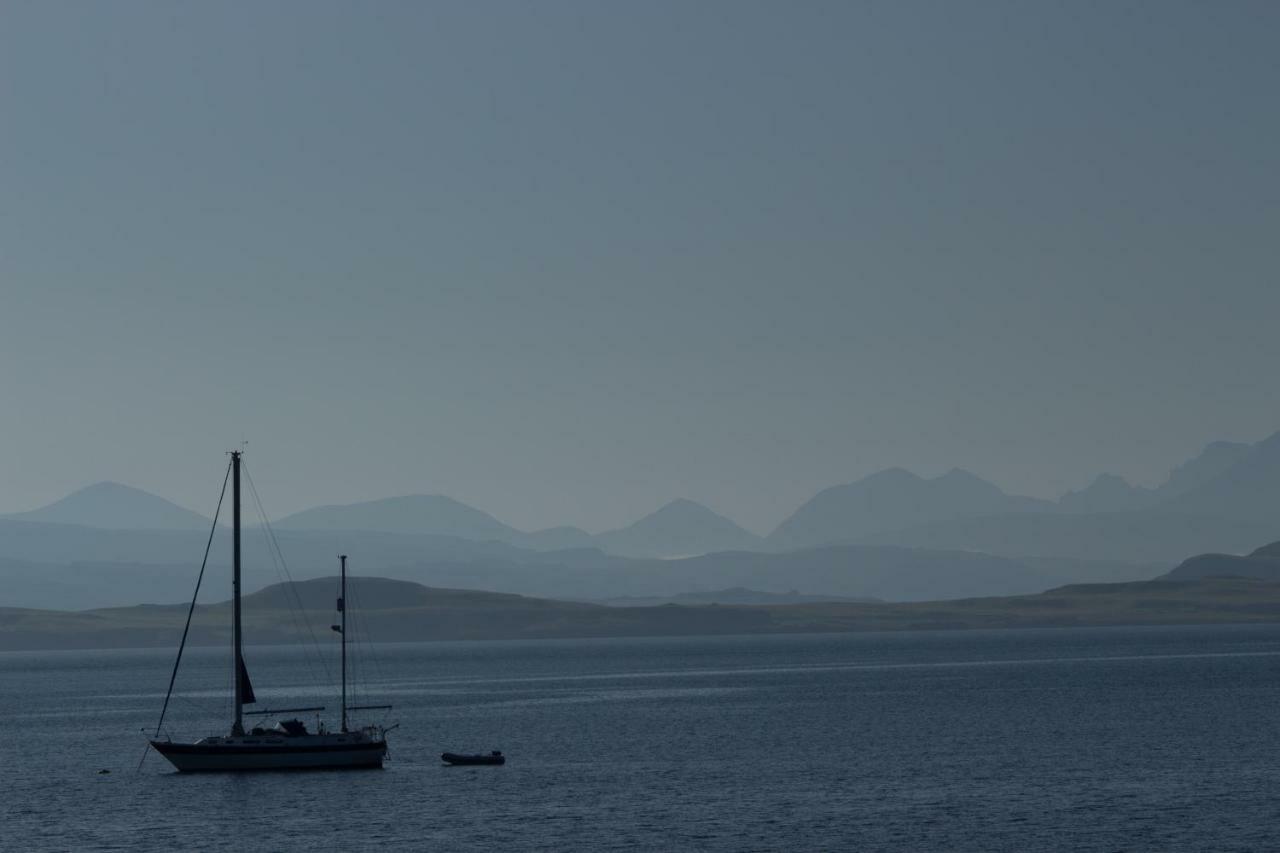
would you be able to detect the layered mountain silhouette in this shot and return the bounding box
[765,467,1051,551]
[6,429,1280,611]
[274,494,519,540]
[594,499,761,558]
[835,434,1280,563]
[764,436,1277,559]
[272,494,753,558]
[1160,440,1252,496]
[513,525,596,551]
[2,482,210,530]
[12,431,1277,565]
[1155,433,1280,522]
[1056,441,1253,514]
[1057,474,1154,514]
[0,528,1157,611]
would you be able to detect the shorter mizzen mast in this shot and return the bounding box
[331,554,392,731]
[333,554,349,733]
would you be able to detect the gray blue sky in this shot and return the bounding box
[2,0,1278,533]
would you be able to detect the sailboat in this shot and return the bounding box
[148,451,392,772]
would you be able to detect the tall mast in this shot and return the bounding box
[231,450,244,736]
[339,554,348,733]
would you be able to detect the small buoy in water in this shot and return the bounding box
[98,769,110,775]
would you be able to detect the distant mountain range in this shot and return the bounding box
[0,518,1159,610]
[274,494,756,558]
[1055,440,1250,514]
[764,467,1051,551]
[1156,433,1280,522]
[4,484,757,560]
[768,434,1280,563]
[1057,473,1156,514]
[4,430,1280,607]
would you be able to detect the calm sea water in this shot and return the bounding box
[4,625,1280,851]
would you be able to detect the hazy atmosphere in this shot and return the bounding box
[9,4,1280,850]
[4,0,1279,534]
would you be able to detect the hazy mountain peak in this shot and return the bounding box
[1155,430,1280,520]
[72,481,142,498]
[930,468,1008,500]
[1087,473,1142,494]
[4,481,212,531]
[593,498,760,558]
[272,493,517,540]
[1158,439,1253,497]
[647,498,723,518]
[1058,473,1154,513]
[766,465,1049,550]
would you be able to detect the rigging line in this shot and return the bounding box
[174,691,221,724]
[253,484,333,693]
[247,483,327,693]
[243,463,315,660]
[337,572,360,711]
[241,461,334,687]
[346,575,389,714]
[246,475,330,696]
[242,479,298,638]
[351,580,388,695]
[174,693,208,716]
[339,574,364,712]
[345,576,374,708]
[137,458,232,772]
[352,607,370,711]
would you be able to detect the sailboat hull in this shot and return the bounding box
[151,738,386,772]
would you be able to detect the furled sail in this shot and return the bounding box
[238,655,257,705]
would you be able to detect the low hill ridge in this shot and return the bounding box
[10,575,1280,651]
[237,576,599,611]
[1162,537,1280,583]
